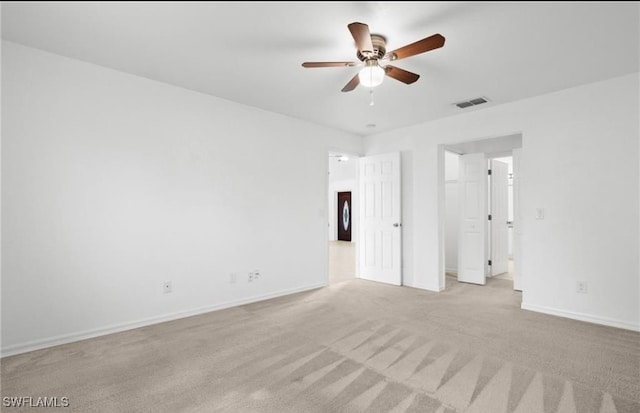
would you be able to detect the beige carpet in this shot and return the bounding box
[494,260,515,281]
[2,278,638,412]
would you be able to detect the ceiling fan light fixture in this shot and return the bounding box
[359,64,385,88]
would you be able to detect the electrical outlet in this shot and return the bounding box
[535,208,545,220]
[163,281,172,294]
[229,273,237,284]
[577,281,588,294]
[248,270,261,282]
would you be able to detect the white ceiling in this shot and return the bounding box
[2,2,638,136]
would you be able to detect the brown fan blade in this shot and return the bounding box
[388,33,445,61]
[385,65,420,84]
[348,22,374,55]
[341,73,360,92]
[302,61,359,68]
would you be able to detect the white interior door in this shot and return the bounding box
[359,152,402,285]
[512,148,523,291]
[458,153,487,285]
[490,159,509,275]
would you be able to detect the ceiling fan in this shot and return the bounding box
[302,22,445,92]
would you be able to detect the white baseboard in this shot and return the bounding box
[408,281,445,292]
[1,282,327,358]
[445,268,458,275]
[521,303,640,332]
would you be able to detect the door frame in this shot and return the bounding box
[437,134,524,292]
[326,151,361,284]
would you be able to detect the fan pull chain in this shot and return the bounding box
[369,89,375,106]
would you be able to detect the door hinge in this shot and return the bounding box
[488,169,492,175]
[488,214,492,221]
[488,260,492,266]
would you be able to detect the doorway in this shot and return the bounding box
[328,153,358,284]
[491,156,514,282]
[441,134,523,291]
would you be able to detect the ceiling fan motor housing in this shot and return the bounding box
[357,34,386,61]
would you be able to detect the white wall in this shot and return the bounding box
[328,156,358,242]
[444,151,459,273]
[1,41,363,355]
[364,73,640,331]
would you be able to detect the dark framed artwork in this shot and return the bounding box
[337,191,351,241]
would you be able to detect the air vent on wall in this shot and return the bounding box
[455,96,489,109]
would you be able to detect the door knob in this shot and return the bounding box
[393,223,401,227]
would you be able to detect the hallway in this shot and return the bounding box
[329,241,356,285]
